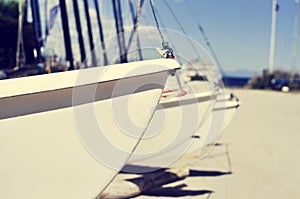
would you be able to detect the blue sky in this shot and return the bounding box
[147,0,300,74]
[21,0,300,75]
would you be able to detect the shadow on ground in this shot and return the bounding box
[140,184,213,197]
[121,164,165,174]
[132,143,233,198]
[189,169,232,177]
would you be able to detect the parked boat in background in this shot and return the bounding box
[178,62,241,158]
[125,42,240,172]
[126,71,214,172]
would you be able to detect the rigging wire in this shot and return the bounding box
[186,1,225,76]
[153,6,179,53]
[149,0,174,59]
[162,0,202,61]
[149,0,165,43]
[149,0,184,93]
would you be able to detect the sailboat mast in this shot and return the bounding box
[59,0,74,70]
[30,0,43,63]
[73,0,87,67]
[268,0,278,73]
[44,0,48,37]
[128,0,143,61]
[94,0,108,65]
[83,0,97,67]
[292,0,299,73]
[112,0,127,63]
[16,0,26,68]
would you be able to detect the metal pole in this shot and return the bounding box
[268,0,278,73]
[59,0,74,70]
[83,0,97,67]
[44,0,48,39]
[94,0,108,65]
[31,0,43,63]
[292,0,299,73]
[112,0,127,63]
[16,0,26,68]
[73,0,87,67]
[128,0,143,60]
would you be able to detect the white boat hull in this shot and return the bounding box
[176,64,240,158]
[0,59,180,198]
[183,91,240,158]
[126,80,214,171]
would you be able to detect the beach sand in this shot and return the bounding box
[130,89,300,198]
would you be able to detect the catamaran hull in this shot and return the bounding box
[183,92,240,157]
[0,59,180,198]
[126,80,213,171]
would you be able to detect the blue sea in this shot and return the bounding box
[222,76,251,87]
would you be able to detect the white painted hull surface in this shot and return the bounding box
[183,90,241,157]
[214,93,241,129]
[174,68,241,159]
[127,79,214,171]
[0,59,180,199]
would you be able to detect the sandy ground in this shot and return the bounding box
[131,89,300,198]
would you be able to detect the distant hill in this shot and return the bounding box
[224,69,258,78]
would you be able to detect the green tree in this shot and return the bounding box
[0,1,19,69]
[0,1,37,69]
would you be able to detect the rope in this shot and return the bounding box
[135,0,141,61]
[149,0,165,43]
[162,0,200,59]
[126,0,146,51]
